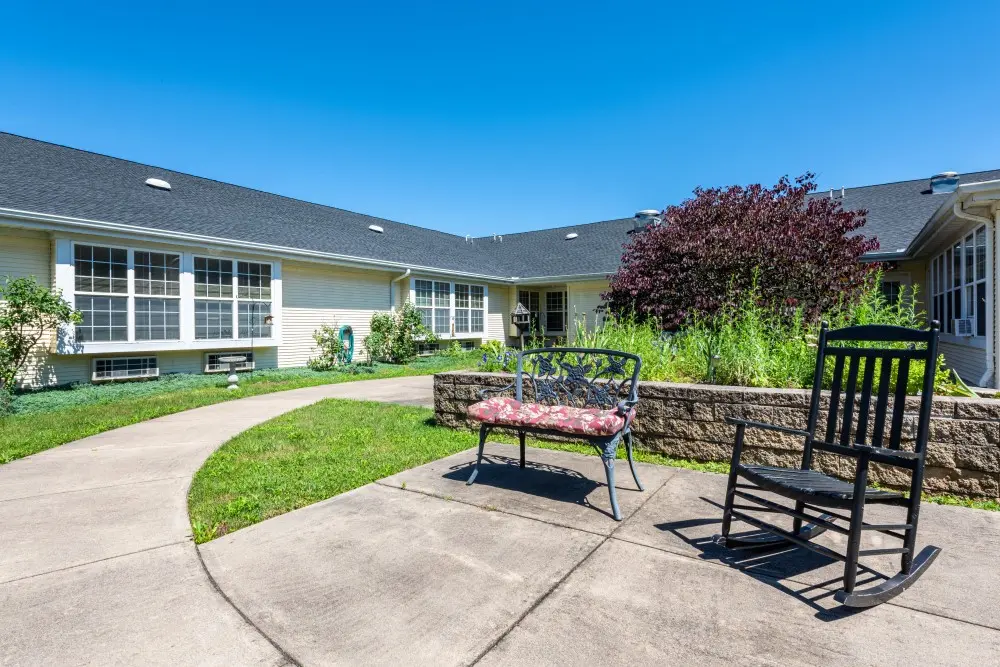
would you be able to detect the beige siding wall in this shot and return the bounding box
[485,281,509,343]
[569,280,609,342]
[279,261,391,367]
[940,341,987,385]
[1,230,59,388]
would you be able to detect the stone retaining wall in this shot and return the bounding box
[434,371,1000,500]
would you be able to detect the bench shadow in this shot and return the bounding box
[442,454,615,520]
[653,496,880,620]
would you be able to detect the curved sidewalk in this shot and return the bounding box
[0,375,434,666]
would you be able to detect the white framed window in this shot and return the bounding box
[194,256,274,341]
[412,278,486,338]
[455,283,485,334]
[134,251,180,296]
[204,351,255,373]
[545,291,567,333]
[74,244,129,342]
[135,298,181,341]
[92,356,159,381]
[518,290,540,331]
[930,226,987,337]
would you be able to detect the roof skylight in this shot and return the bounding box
[144,177,171,191]
[368,224,384,233]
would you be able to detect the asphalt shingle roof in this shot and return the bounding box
[2,132,998,280]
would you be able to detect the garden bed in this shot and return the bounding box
[435,371,1000,501]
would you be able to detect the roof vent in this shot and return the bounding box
[930,171,959,195]
[368,224,384,233]
[565,232,579,240]
[145,177,171,191]
[630,209,661,233]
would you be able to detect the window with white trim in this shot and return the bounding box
[93,356,159,381]
[135,252,180,296]
[545,291,566,333]
[518,290,540,332]
[433,281,451,335]
[194,257,274,340]
[930,226,987,337]
[74,244,128,342]
[455,283,485,334]
[414,279,434,330]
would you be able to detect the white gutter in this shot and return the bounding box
[389,268,411,311]
[953,202,997,387]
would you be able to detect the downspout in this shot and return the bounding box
[953,202,996,387]
[389,268,411,311]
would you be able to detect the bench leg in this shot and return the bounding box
[602,455,622,521]
[519,431,526,469]
[467,424,490,486]
[624,431,644,491]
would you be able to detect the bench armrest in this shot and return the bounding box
[724,417,810,438]
[479,383,516,400]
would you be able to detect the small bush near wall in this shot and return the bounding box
[364,302,435,364]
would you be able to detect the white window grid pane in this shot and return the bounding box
[76,296,128,342]
[194,257,234,298]
[238,301,272,338]
[455,284,470,308]
[976,228,986,281]
[964,236,975,286]
[455,309,469,333]
[434,308,450,335]
[471,309,484,333]
[135,251,181,296]
[433,282,450,307]
[195,300,233,339]
[135,298,181,341]
[470,286,484,309]
[94,357,158,380]
[417,307,433,329]
[74,244,127,294]
[237,261,272,299]
[414,280,433,307]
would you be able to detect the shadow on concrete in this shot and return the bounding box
[653,496,883,620]
[443,455,614,520]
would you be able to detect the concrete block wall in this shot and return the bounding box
[434,372,1000,500]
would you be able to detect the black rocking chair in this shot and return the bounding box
[716,321,942,608]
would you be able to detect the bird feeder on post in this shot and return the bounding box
[511,302,532,349]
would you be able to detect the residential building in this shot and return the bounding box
[2,133,999,387]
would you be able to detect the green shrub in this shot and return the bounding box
[309,323,354,370]
[0,276,80,402]
[363,302,435,364]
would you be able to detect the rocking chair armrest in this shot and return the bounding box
[811,440,921,468]
[724,417,810,438]
[852,444,921,460]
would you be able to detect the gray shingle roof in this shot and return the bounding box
[2,132,998,280]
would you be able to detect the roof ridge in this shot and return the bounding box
[472,217,634,240]
[819,167,1000,193]
[0,131,472,242]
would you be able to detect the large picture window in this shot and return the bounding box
[930,226,987,337]
[74,244,128,342]
[194,256,273,341]
[454,283,485,334]
[414,279,485,337]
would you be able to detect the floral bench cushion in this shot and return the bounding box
[467,396,633,437]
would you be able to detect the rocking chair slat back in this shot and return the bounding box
[810,322,939,460]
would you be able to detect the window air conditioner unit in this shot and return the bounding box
[954,318,975,337]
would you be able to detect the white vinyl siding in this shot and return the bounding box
[1,230,59,388]
[569,280,609,342]
[939,341,987,385]
[485,282,509,342]
[278,262,389,367]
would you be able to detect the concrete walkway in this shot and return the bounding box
[0,375,434,666]
[201,444,1000,666]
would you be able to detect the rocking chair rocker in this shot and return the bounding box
[715,321,942,608]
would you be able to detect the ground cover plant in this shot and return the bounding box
[0,352,477,464]
[188,399,997,543]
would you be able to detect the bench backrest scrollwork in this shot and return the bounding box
[515,347,641,410]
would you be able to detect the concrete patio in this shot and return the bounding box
[200,442,1000,666]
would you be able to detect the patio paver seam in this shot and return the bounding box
[0,539,189,587]
[467,465,673,666]
[606,531,1000,634]
[0,474,191,504]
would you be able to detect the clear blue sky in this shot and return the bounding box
[2,1,998,236]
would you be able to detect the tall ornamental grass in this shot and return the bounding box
[571,278,971,397]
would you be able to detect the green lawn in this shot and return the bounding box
[0,354,475,464]
[188,399,999,544]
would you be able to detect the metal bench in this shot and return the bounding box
[465,347,644,520]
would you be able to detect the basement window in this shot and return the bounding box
[92,357,159,381]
